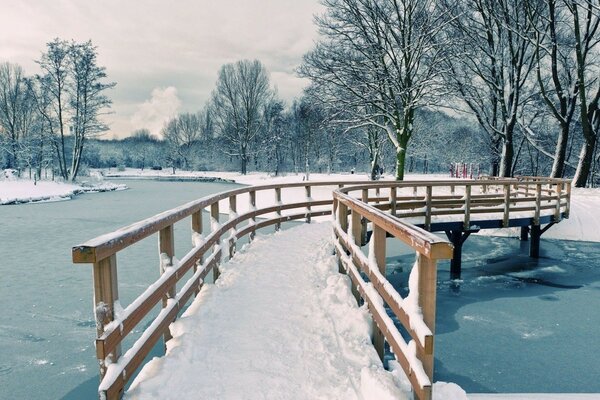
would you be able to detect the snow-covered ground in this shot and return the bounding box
[0,172,127,205]
[125,223,414,400]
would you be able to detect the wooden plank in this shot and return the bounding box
[158,224,175,345]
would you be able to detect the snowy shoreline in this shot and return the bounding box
[0,179,128,205]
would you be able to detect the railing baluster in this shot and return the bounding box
[416,254,437,389]
[464,185,471,230]
[275,188,282,231]
[93,254,121,380]
[249,190,256,241]
[565,181,571,218]
[191,210,202,296]
[534,183,542,225]
[371,225,386,361]
[229,195,237,259]
[211,202,221,281]
[390,186,397,215]
[425,186,432,231]
[158,224,175,345]
[554,182,563,221]
[503,184,510,227]
[305,185,312,223]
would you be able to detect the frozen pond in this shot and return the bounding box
[387,235,600,393]
[1,179,598,398]
[0,179,240,399]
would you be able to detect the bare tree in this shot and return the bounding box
[0,62,29,170]
[300,0,452,180]
[443,0,539,177]
[211,60,273,175]
[32,39,114,182]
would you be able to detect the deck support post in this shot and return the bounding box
[520,226,529,241]
[530,224,541,258]
[445,229,477,280]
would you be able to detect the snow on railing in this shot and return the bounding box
[72,180,372,400]
[331,177,571,400]
[72,177,570,400]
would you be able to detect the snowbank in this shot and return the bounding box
[0,176,127,205]
[125,223,410,400]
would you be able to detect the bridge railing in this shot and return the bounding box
[72,180,373,400]
[331,177,570,400]
[73,177,571,400]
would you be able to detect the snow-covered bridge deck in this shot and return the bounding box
[72,177,573,400]
[125,223,407,399]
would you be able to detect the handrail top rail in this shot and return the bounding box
[334,190,454,260]
[72,180,379,264]
[73,177,571,264]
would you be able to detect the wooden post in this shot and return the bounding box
[554,182,563,221]
[275,187,282,231]
[390,187,397,215]
[534,184,542,225]
[191,210,203,296]
[530,224,541,258]
[565,181,571,218]
[416,254,437,387]
[502,184,510,227]
[375,187,381,203]
[464,185,471,230]
[338,201,348,274]
[93,254,121,379]
[425,186,432,231]
[211,202,221,281]
[350,208,362,303]
[352,209,363,248]
[305,185,312,223]
[360,189,368,244]
[372,225,386,361]
[449,230,462,280]
[159,224,175,345]
[229,195,237,259]
[249,190,257,240]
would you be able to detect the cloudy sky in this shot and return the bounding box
[0,0,323,138]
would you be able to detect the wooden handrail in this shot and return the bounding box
[332,177,571,400]
[73,177,571,400]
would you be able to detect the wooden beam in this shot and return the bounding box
[158,224,175,346]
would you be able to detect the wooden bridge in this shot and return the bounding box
[72,177,571,400]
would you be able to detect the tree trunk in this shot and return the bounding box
[395,147,406,181]
[574,136,597,187]
[551,122,569,178]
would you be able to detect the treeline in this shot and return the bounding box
[81,101,481,178]
[299,0,600,187]
[0,39,114,181]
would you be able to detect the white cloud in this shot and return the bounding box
[130,87,181,138]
